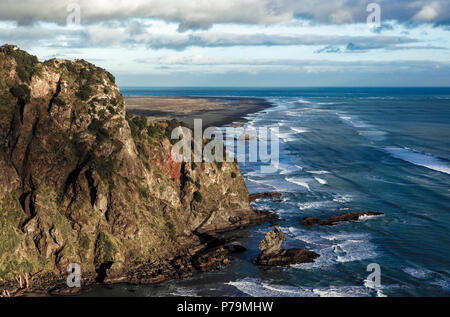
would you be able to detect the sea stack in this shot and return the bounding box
[253,226,319,266]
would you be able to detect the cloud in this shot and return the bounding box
[0,21,420,52]
[85,28,418,51]
[413,2,440,22]
[314,42,446,54]
[0,0,449,30]
[134,55,450,71]
[314,46,342,53]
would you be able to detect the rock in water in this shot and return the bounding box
[254,248,319,266]
[300,211,384,226]
[321,211,383,226]
[299,216,321,226]
[248,192,282,202]
[258,226,286,257]
[254,227,319,266]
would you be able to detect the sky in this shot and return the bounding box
[0,0,449,87]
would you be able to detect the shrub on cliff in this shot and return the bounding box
[52,97,66,107]
[193,191,203,203]
[88,118,110,143]
[76,85,92,101]
[10,85,30,104]
[107,72,116,84]
[10,49,39,83]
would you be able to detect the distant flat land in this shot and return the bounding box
[125,96,273,128]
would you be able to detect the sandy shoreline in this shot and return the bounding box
[125,96,273,128]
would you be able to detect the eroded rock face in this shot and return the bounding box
[300,212,384,226]
[0,45,259,284]
[254,226,319,266]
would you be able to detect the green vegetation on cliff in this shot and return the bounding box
[0,45,253,286]
[8,46,40,83]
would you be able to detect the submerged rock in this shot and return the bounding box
[249,192,282,202]
[300,212,384,226]
[299,216,321,226]
[253,226,319,266]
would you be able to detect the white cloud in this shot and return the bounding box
[413,2,440,22]
[0,1,448,86]
[85,27,417,50]
[0,21,419,52]
[134,55,450,71]
[0,0,449,29]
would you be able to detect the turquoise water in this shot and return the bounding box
[86,88,450,297]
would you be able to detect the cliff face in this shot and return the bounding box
[0,45,254,283]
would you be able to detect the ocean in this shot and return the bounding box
[85,87,450,297]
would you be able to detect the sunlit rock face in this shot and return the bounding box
[0,45,254,283]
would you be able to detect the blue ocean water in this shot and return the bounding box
[90,87,450,297]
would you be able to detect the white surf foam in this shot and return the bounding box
[385,147,450,175]
[227,278,382,297]
[248,176,304,193]
[285,177,311,191]
[277,130,298,142]
[167,286,198,297]
[297,98,312,104]
[332,194,353,203]
[358,214,384,221]
[357,130,387,141]
[338,114,372,128]
[323,233,378,263]
[297,200,334,210]
[314,177,328,185]
[307,170,330,175]
[429,279,450,291]
[403,267,432,279]
[317,102,340,105]
[286,226,378,268]
[290,127,309,134]
[284,110,304,117]
[279,164,303,175]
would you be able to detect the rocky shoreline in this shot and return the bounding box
[0,185,385,297]
[1,208,277,296]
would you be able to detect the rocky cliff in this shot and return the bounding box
[0,45,269,287]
